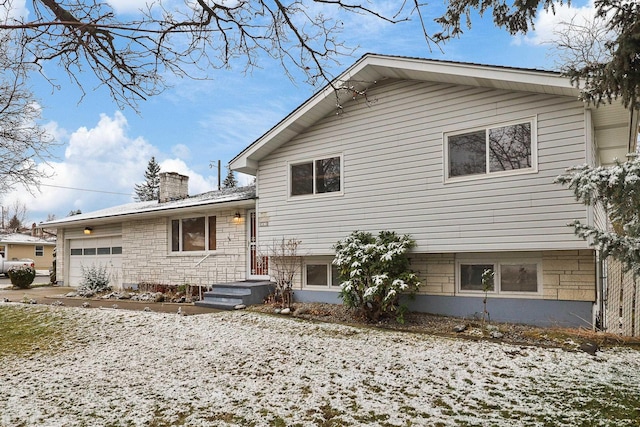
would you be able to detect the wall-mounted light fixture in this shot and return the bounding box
[84,227,93,235]
[233,212,242,224]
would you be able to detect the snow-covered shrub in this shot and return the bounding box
[79,264,111,295]
[555,157,640,276]
[8,265,36,289]
[333,231,420,323]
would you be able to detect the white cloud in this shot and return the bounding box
[515,0,599,46]
[105,0,149,15]
[159,158,218,194]
[2,0,29,20]
[4,112,158,223]
[171,144,191,159]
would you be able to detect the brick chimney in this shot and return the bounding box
[159,172,189,203]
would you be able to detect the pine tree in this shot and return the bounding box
[556,157,640,277]
[222,166,238,189]
[134,157,161,201]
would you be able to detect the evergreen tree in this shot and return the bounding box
[436,0,640,110]
[134,157,161,201]
[7,214,21,231]
[222,166,238,189]
[556,157,640,277]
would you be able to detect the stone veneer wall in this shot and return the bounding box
[542,250,596,301]
[410,250,596,302]
[120,209,248,287]
[55,228,66,286]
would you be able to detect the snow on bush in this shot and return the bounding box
[333,230,420,322]
[8,265,36,289]
[555,157,640,276]
[79,264,111,295]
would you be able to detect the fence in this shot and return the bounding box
[602,257,640,337]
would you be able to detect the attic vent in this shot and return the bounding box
[159,172,189,203]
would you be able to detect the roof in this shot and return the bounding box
[0,233,56,245]
[41,185,256,228]
[230,53,638,174]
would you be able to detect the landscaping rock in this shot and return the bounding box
[65,292,77,298]
[490,330,504,339]
[234,304,246,310]
[453,324,467,333]
[579,341,599,356]
[281,308,291,315]
[81,302,91,308]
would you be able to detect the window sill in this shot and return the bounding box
[456,291,543,299]
[167,251,219,257]
[444,167,538,185]
[303,286,341,291]
[288,191,344,202]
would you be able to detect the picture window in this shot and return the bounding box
[171,216,216,252]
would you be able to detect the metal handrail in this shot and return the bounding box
[195,253,211,267]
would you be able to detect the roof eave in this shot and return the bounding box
[230,54,579,173]
[42,197,256,229]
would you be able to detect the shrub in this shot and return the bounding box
[79,264,111,295]
[333,230,420,323]
[8,265,36,289]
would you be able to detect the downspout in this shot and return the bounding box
[596,253,606,331]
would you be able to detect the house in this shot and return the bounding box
[0,233,56,270]
[229,54,638,327]
[42,172,257,289]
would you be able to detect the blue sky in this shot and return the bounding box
[4,0,598,224]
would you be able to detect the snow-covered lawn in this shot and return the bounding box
[1,304,639,427]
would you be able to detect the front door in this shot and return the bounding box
[247,210,269,279]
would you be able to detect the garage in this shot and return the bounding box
[68,236,123,288]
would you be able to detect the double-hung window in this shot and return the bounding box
[35,245,44,257]
[171,216,216,252]
[457,258,541,295]
[290,156,341,196]
[446,119,535,180]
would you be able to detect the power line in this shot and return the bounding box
[40,183,133,196]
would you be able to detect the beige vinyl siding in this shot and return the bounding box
[257,79,590,254]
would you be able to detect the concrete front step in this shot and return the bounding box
[195,280,274,310]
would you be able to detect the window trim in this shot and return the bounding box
[444,118,538,183]
[169,214,217,254]
[287,154,344,199]
[303,261,341,289]
[455,256,542,297]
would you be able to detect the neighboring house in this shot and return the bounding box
[42,172,257,289]
[0,233,56,270]
[230,54,639,327]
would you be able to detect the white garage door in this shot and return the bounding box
[69,236,123,289]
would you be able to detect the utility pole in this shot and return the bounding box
[209,160,221,190]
